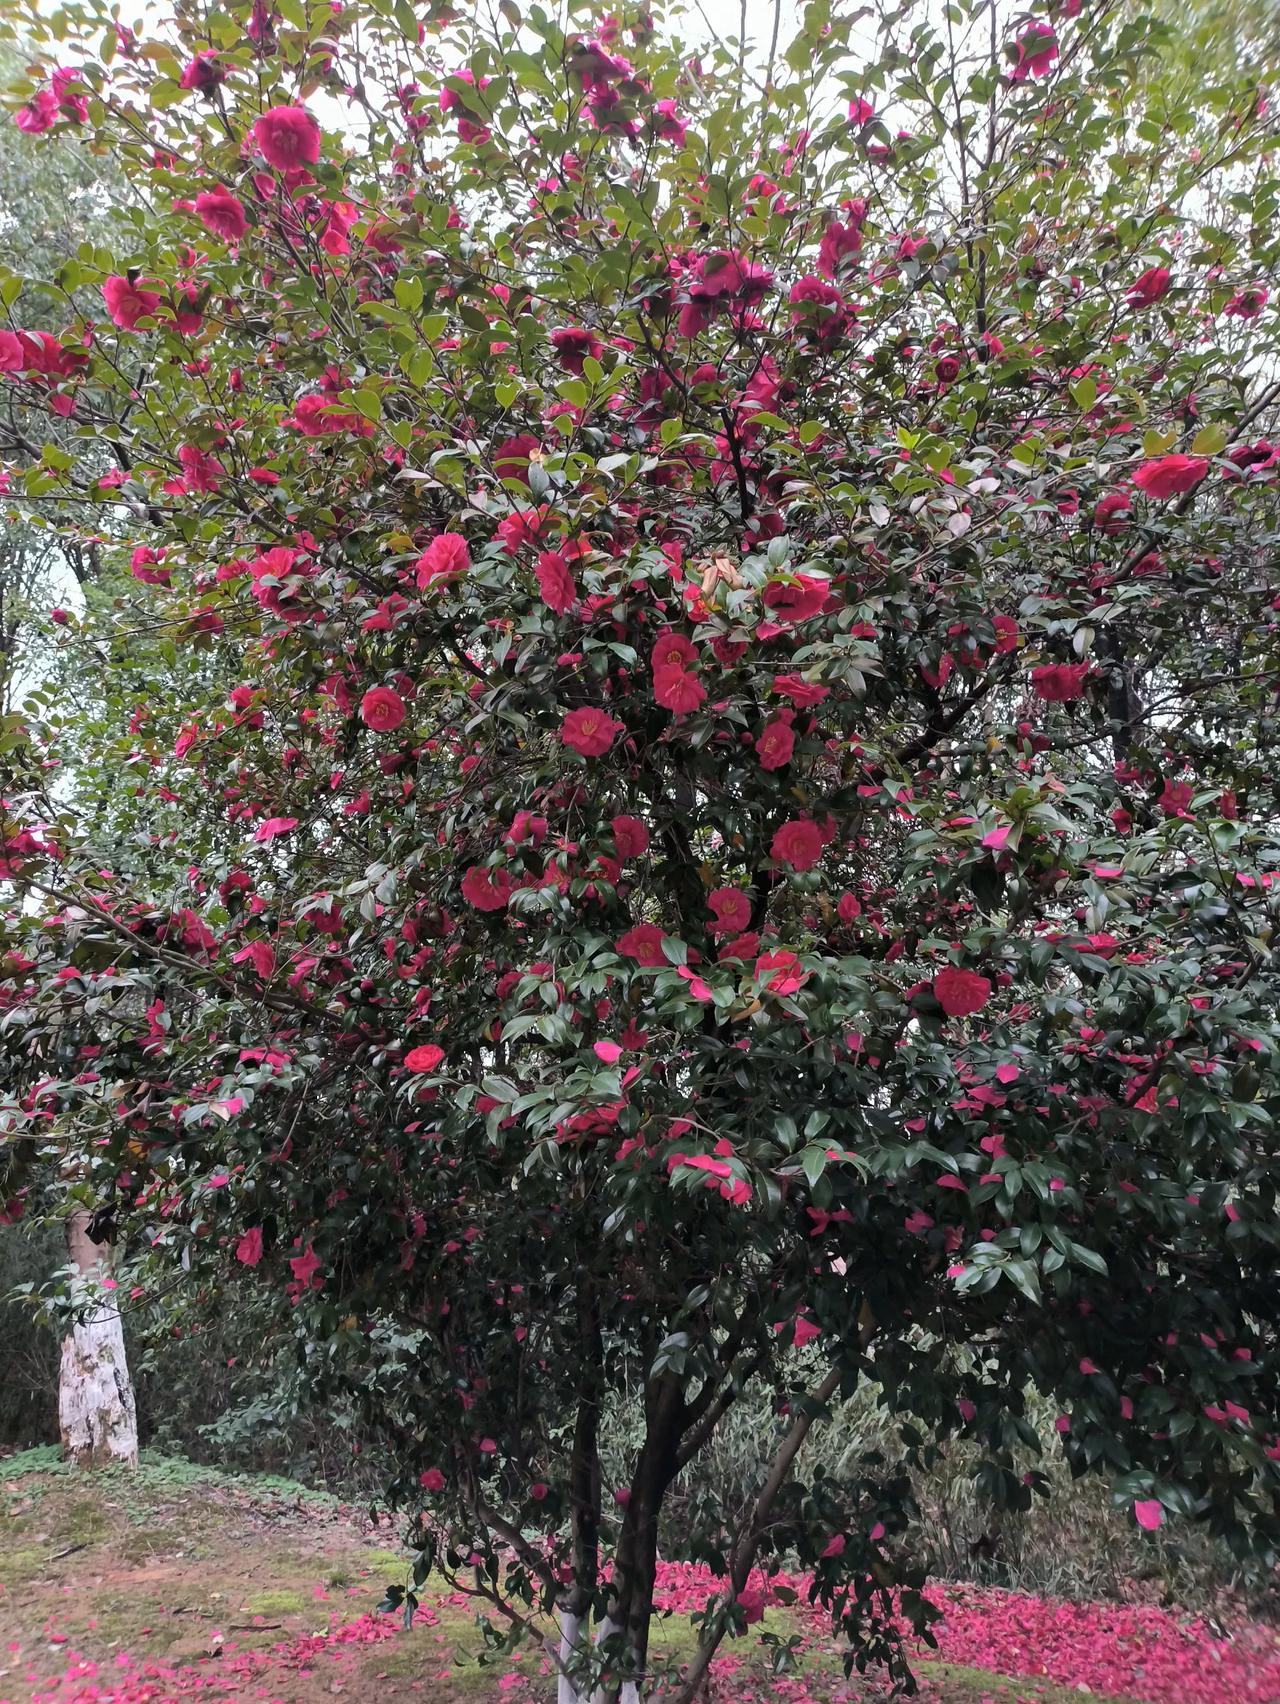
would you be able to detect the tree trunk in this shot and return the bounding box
[58,1209,137,1468]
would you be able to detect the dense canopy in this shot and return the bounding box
[3,0,1280,1695]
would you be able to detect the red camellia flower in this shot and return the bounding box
[360,686,406,732]
[194,188,248,241]
[562,706,623,756]
[235,1227,264,1267]
[102,275,162,330]
[654,666,707,713]
[652,629,698,671]
[1133,455,1208,499]
[756,948,806,995]
[405,1043,445,1073]
[461,865,513,911]
[754,717,795,770]
[420,1467,447,1491]
[709,887,752,934]
[762,574,829,625]
[1030,663,1090,702]
[617,923,667,966]
[253,104,321,172]
[535,549,577,613]
[771,817,825,872]
[551,326,603,373]
[934,965,993,1017]
[1126,266,1170,308]
[611,816,649,859]
[1093,490,1132,533]
[415,531,471,588]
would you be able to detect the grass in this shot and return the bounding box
[0,1452,1171,1703]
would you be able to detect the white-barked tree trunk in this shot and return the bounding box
[58,1208,138,1468]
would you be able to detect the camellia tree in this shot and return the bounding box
[4,0,1280,1694]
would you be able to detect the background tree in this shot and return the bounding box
[3,0,1280,1696]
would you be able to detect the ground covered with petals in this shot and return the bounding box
[2,1457,1277,1704]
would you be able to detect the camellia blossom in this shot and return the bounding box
[1127,266,1170,308]
[617,923,667,966]
[461,865,513,911]
[1133,1498,1164,1530]
[1133,454,1209,499]
[415,531,471,588]
[1031,662,1090,702]
[535,549,577,613]
[562,706,623,756]
[360,686,407,733]
[709,888,752,934]
[235,1227,264,1267]
[934,965,993,1017]
[102,275,162,330]
[611,816,649,859]
[755,717,795,770]
[405,1043,445,1073]
[1010,21,1058,80]
[194,188,248,242]
[253,104,321,172]
[771,817,826,872]
[654,665,707,713]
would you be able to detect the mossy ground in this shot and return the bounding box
[0,1452,1142,1703]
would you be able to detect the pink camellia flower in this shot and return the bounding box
[253,105,321,172]
[420,1467,447,1491]
[755,718,795,770]
[593,1040,623,1064]
[288,1241,323,1290]
[771,817,826,872]
[847,96,875,125]
[535,549,577,614]
[194,188,248,241]
[1011,21,1058,80]
[562,706,623,756]
[1134,1498,1164,1530]
[253,816,298,843]
[1126,266,1170,308]
[934,965,992,1018]
[180,51,227,93]
[14,89,59,133]
[1030,662,1090,702]
[102,275,162,330]
[415,531,471,589]
[360,686,406,732]
[405,1044,445,1073]
[235,1227,264,1267]
[1133,454,1208,499]
[821,1532,846,1558]
[1224,284,1268,320]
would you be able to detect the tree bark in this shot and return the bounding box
[58,1208,137,1469]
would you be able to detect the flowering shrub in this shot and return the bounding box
[3,0,1280,1696]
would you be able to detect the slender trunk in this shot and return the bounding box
[558,1282,604,1702]
[58,1209,137,1469]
